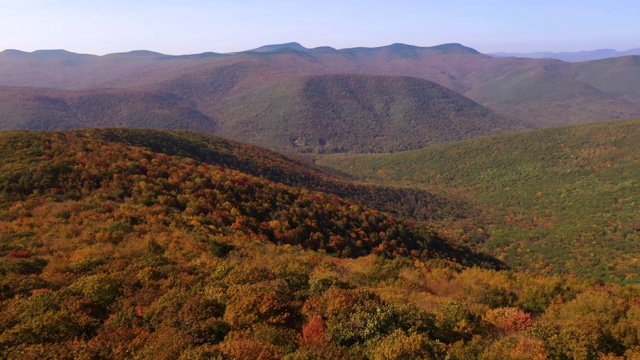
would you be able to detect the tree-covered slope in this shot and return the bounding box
[86,128,487,233]
[0,129,499,266]
[318,119,640,283]
[0,62,523,154]
[3,129,640,358]
[216,74,520,153]
[0,87,217,132]
[464,58,640,127]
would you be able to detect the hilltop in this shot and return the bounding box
[318,119,640,283]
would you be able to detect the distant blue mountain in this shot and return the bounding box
[491,48,640,62]
[248,42,308,53]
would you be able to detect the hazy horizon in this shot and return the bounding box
[0,0,638,56]
[2,42,640,58]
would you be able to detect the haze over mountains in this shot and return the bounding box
[1,42,639,153]
[492,47,640,62]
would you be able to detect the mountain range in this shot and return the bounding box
[1,42,639,153]
[492,48,640,62]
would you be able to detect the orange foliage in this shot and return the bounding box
[301,315,327,345]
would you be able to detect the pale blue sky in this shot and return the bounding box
[0,0,638,55]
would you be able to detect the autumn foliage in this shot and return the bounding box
[1,129,640,359]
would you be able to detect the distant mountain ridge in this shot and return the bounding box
[7,42,634,62]
[248,42,309,53]
[0,42,480,60]
[492,48,640,62]
[0,42,639,152]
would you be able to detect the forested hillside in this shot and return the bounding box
[86,128,490,242]
[318,119,640,283]
[2,129,640,358]
[0,87,217,132]
[0,130,486,262]
[215,74,515,153]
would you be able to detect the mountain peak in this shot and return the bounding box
[387,43,419,50]
[249,42,308,53]
[105,50,165,57]
[428,43,480,54]
[32,49,83,57]
[0,49,29,56]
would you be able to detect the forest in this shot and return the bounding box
[2,129,640,359]
[319,119,640,284]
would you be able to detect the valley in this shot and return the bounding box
[318,119,640,282]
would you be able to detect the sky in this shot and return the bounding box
[0,0,638,55]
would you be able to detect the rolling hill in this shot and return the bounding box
[0,128,497,267]
[0,64,523,153]
[74,128,495,251]
[317,119,640,283]
[463,56,640,127]
[1,43,639,149]
[214,74,519,153]
[0,86,217,132]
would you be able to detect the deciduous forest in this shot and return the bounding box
[2,129,640,359]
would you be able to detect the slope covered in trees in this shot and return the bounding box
[86,128,488,236]
[215,74,516,153]
[0,129,640,359]
[3,130,640,358]
[0,129,494,263]
[0,69,518,154]
[0,86,217,132]
[318,119,640,283]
